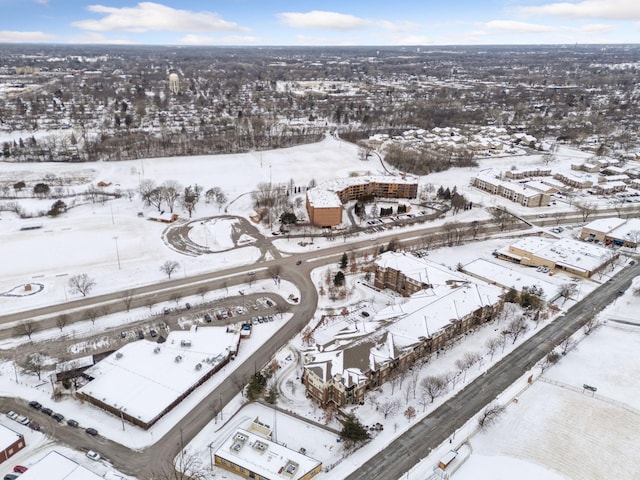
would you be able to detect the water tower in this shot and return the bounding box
[168,73,180,94]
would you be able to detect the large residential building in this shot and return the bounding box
[305,175,418,227]
[302,252,504,407]
[472,175,550,207]
[215,420,322,480]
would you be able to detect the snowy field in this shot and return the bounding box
[1,134,639,479]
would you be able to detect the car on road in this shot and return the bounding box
[28,401,41,410]
[51,413,64,422]
[360,311,370,317]
[28,421,40,431]
[86,450,101,461]
[13,466,27,474]
[85,427,98,436]
[296,260,302,265]
[41,408,52,416]
[4,474,19,480]
[67,419,79,427]
[630,260,636,265]
[6,411,18,421]
[163,307,171,315]
[185,302,191,310]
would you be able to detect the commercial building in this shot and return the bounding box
[496,237,617,278]
[215,420,322,480]
[78,326,240,429]
[16,451,103,480]
[580,218,640,248]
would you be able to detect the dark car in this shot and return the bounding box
[29,421,41,431]
[149,329,157,338]
[41,407,53,416]
[296,260,302,265]
[85,427,98,436]
[360,311,370,317]
[137,331,144,339]
[51,413,64,422]
[185,302,191,310]
[203,313,212,323]
[4,474,19,480]
[28,400,41,410]
[67,419,79,427]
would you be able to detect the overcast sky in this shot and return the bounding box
[1,0,639,45]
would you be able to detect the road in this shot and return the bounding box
[346,262,640,480]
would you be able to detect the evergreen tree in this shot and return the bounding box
[340,252,348,270]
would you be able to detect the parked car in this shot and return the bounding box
[149,329,158,337]
[85,427,98,436]
[296,260,302,265]
[41,408,53,416]
[6,411,19,421]
[28,401,41,410]
[86,450,101,461]
[4,474,19,480]
[360,311,370,317]
[203,313,212,323]
[13,466,27,474]
[28,421,40,431]
[51,413,64,422]
[185,302,191,310]
[137,331,144,340]
[163,307,171,315]
[67,419,79,427]
[16,415,30,425]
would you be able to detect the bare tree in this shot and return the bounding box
[503,316,529,344]
[478,403,506,428]
[68,274,96,297]
[575,201,597,222]
[485,336,502,361]
[138,179,156,205]
[301,327,314,346]
[539,351,561,373]
[161,180,182,213]
[560,336,576,355]
[150,451,208,480]
[160,260,180,279]
[558,283,577,304]
[24,353,45,380]
[56,314,70,332]
[404,406,416,423]
[490,207,516,232]
[583,316,600,335]
[420,374,448,403]
[122,290,134,312]
[379,398,401,419]
[16,320,37,340]
[196,285,208,301]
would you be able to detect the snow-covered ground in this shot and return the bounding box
[1,135,638,479]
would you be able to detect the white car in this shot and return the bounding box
[16,415,30,425]
[6,411,18,421]
[86,450,101,461]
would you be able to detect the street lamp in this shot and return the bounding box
[113,236,121,270]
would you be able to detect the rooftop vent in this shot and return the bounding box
[175,355,182,363]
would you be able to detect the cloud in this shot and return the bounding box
[179,34,259,45]
[67,32,134,44]
[519,1,640,21]
[278,10,418,32]
[578,23,616,34]
[0,30,56,42]
[72,2,247,33]
[483,20,556,33]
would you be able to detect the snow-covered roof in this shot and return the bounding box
[0,423,21,449]
[582,217,627,234]
[375,251,474,287]
[216,428,321,480]
[306,188,342,208]
[475,174,546,198]
[79,326,239,425]
[508,237,613,273]
[463,258,561,300]
[18,451,103,480]
[318,174,418,193]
